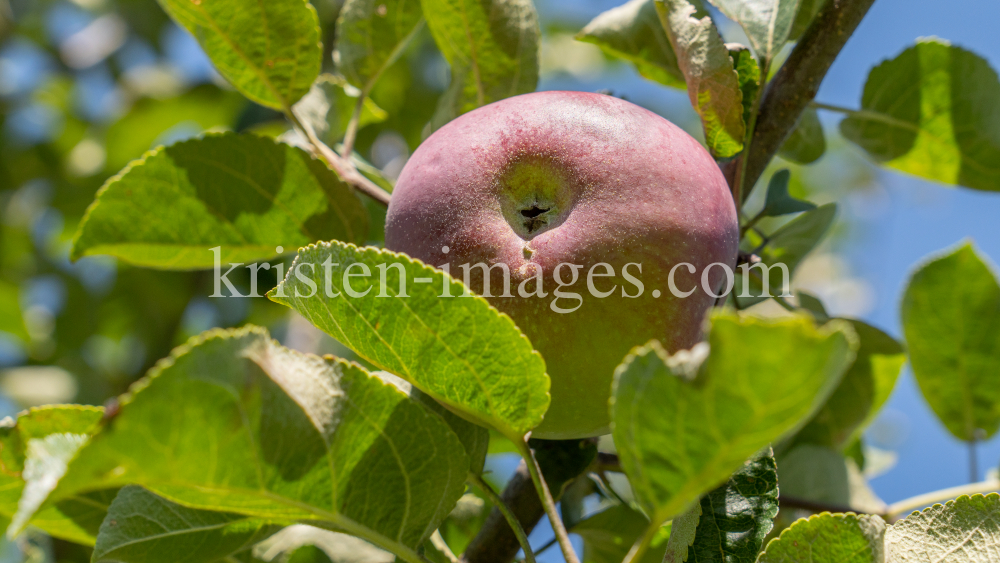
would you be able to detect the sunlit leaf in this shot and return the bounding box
[0,406,110,545]
[611,311,856,525]
[841,39,1000,192]
[269,242,550,441]
[423,0,540,128]
[72,133,369,270]
[706,0,800,64]
[22,327,469,555]
[792,320,905,450]
[335,0,425,94]
[731,44,760,130]
[756,512,885,563]
[656,0,745,157]
[156,0,321,109]
[886,494,1000,562]
[576,0,687,89]
[901,242,1000,441]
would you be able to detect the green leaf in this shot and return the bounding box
[71,133,369,270]
[788,0,823,41]
[795,291,829,322]
[422,0,540,128]
[901,242,1000,441]
[840,39,1000,192]
[574,504,669,563]
[779,107,826,164]
[335,0,425,94]
[656,0,745,158]
[0,280,27,342]
[373,370,489,474]
[291,76,388,144]
[611,311,856,526]
[756,512,885,563]
[775,444,849,506]
[792,320,905,450]
[735,203,837,307]
[25,327,469,556]
[92,486,279,563]
[761,494,1000,563]
[775,443,886,515]
[0,405,110,545]
[886,494,1000,561]
[681,450,779,563]
[759,169,817,218]
[706,0,800,64]
[156,0,321,110]
[576,0,687,89]
[268,242,550,441]
[730,44,761,131]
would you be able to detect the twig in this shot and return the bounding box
[514,439,581,563]
[467,472,537,563]
[722,0,878,193]
[461,460,543,563]
[340,94,367,159]
[886,480,1000,520]
[285,109,392,206]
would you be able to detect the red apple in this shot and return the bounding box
[385,91,738,439]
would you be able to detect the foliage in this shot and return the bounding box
[1,0,1000,562]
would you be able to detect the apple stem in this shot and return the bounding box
[467,471,537,563]
[515,439,581,563]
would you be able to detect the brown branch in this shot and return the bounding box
[461,439,597,563]
[723,0,878,196]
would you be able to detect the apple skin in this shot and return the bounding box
[384,91,738,439]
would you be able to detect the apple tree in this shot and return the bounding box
[1,0,999,562]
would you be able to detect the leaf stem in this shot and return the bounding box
[340,95,368,159]
[514,439,580,563]
[284,108,392,206]
[886,479,1000,520]
[622,519,660,563]
[810,101,920,132]
[467,471,537,563]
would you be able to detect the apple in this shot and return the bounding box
[385,91,738,439]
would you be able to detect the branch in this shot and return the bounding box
[285,109,393,207]
[886,479,1000,520]
[461,461,543,563]
[462,439,596,563]
[467,472,536,563]
[723,0,878,195]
